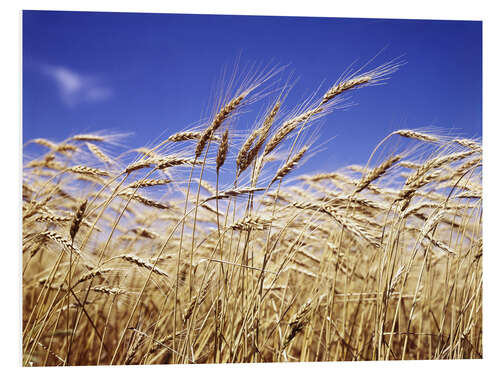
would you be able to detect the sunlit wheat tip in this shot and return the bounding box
[216,129,229,171]
[271,146,309,184]
[394,129,439,143]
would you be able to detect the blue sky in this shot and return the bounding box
[22,10,482,171]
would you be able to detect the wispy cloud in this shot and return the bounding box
[41,65,112,107]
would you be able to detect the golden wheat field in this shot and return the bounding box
[21,60,482,366]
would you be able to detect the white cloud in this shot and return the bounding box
[41,65,112,107]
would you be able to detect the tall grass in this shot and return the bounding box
[22,61,482,366]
